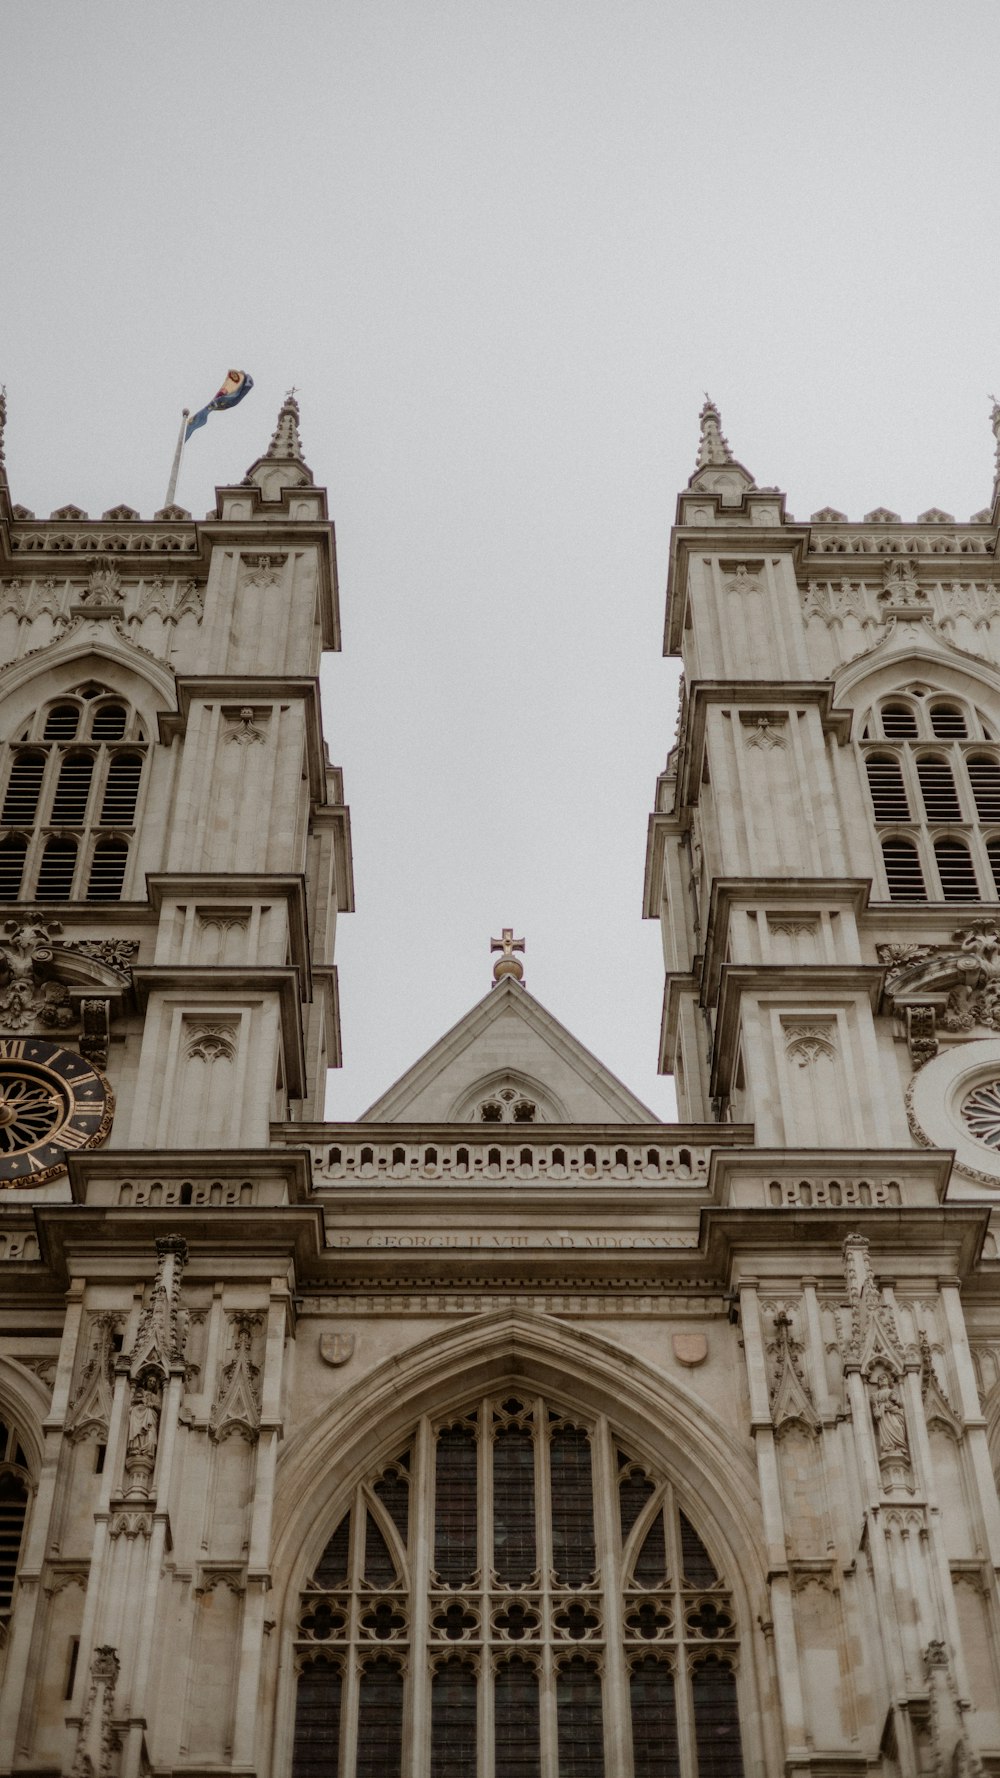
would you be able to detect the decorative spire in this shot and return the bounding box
[266,388,308,464]
[990,391,1000,495]
[491,927,525,987]
[243,387,314,497]
[0,384,7,482]
[696,393,734,469]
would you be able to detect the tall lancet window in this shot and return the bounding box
[291,1397,746,1777]
[0,687,147,903]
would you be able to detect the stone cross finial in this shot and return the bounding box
[696,394,734,469]
[491,928,525,986]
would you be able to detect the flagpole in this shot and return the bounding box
[165,409,190,508]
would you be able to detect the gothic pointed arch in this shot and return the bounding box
[0,633,175,741]
[270,1312,765,1778]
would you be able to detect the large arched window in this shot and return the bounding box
[862,691,1000,902]
[0,687,147,904]
[291,1396,745,1777]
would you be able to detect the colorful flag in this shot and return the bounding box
[185,370,254,442]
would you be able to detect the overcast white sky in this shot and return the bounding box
[4,2,999,1118]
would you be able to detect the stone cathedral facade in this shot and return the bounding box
[0,386,998,1778]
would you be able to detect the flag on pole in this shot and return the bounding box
[185,370,254,442]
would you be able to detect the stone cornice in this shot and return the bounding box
[700,878,872,1006]
[677,681,852,813]
[157,675,328,801]
[132,965,307,1096]
[711,964,884,1098]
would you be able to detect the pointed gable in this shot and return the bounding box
[362,977,659,1123]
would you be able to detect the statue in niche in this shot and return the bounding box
[126,1376,161,1461]
[868,1363,909,1462]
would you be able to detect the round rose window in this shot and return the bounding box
[960,1080,1000,1149]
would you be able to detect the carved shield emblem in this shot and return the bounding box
[672,1332,707,1367]
[320,1332,355,1367]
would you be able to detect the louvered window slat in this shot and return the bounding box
[916,757,962,821]
[99,754,142,825]
[865,756,909,822]
[929,704,968,738]
[86,840,128,902]
[968,756,1000,820]
[882,839,927,902]
[90,703,127,740]
[1,753,45,825]
[0,835,28,902]
[51,754,94,824]
[43,704,80,740]
[934,838,980,902]
[36,836,78,900]
[880,704,919,738]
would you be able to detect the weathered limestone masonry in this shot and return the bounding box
[641,398,1000,1774]
[1,383,1000,1778]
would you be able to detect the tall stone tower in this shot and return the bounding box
[643,398,1000,1773]
[0,390,353,1776]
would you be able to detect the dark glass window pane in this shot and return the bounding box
[691,1657,744,1778]
[865,755,909,822]
[493,1427,536,1584]
[363,1513,398,1587]
[36,836,77,900]
[550,1426,595,1586]
[50,753,94,823]
[556,1657,604,1778]
[91,703,127,740]
[630,1656,681,1778]
[882,839,927,901]
[986,839,1000,896]
[679,1513,718,1587]
[1,752,45,825]
[0,1472,28,1611]
[434,1425,477,1584]
[99,753,142,825]
[934,838,980,903]
[0,835,27,902]
[356,1657,404,1778]
[374,1466,410,1545]
[916,757,961,821]
[495,1657,540,1778]
[968,756,1000,821]
[292,1659,341,1778]
[314,1513,350,1588]
[633,1512,667,1587]
[43,704,80,740]
[430,1660,477,1778]
[619,1465,656,1541]
[86,839,128,901]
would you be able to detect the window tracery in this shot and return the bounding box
[861,693,1000,903]
[291,1396,745,1777]
[0,1414,31,1618]
[0,688,147,903]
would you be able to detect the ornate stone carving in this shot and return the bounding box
[80,998,111,1070]
[319,1331,355,1367]
[919,1331,961,1438]
[224,706,267,745]
[186,1021,238,1063]
[936,581,1000,629]
[766,1309,818,1437]
[70,1644,119,1778]
[784,1022,836,1067]
[722,563,761,595]
[840,1235,914,1492]
[878,558,926,604]
[0,921,75,1031]
[879,921,1000,1042]
[121,1236,186,1496]
[741,713,786,750]
[210,1311,264,1442]
[924,1639,985,1777]
[132,576,203,624]
[81,557,124,606]
[66,1313,120,1442]
[239,552,288,588]
[801,577,877,629]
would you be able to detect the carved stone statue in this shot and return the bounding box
[126,1378,161,1461]
[868,1364,909,1462]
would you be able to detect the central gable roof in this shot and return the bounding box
[362,977,660,1123]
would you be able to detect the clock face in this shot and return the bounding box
[0,1037,113,1187]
